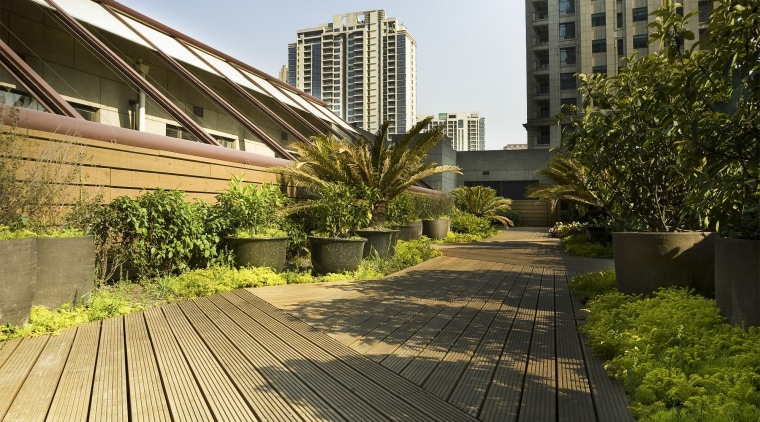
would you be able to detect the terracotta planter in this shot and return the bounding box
[0,238,37,326]
[715,237,760,326]
[308,236,367,275]
[228,236,289,272]
[612,232,717,297]
[397,221,423,241]
[34,236,95,309]
[422,218,450,240]
[355,229,399,259]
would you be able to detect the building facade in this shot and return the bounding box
[288,10,417,136]
[524,0,714,149]
[426,112,485,152]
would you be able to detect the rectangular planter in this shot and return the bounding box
[0,238,37,326]
[34,236,95,309]
[715,237,760,327]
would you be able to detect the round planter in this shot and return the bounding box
[308,236,367,275]
[714,237,760,326]
[35,236,95,309]
[397,221,423,241]
[355,229,399,259]
[422,218,450,240]
[228,236,289,272]
[0,238,37,326]
[612,232,717,297]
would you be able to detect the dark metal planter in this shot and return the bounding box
[612,232,716,297]
[0,238,37,326]
[308,236,367,275]
[715,237,760,327]
[397,221,423,241]
[228,236,289,272]
[355,229,399,259]
[422,218,450,240]
[34,236,95,309]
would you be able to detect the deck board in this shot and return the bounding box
[0,228,632,421]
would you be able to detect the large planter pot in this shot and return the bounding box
[228,236,289,272]
[397,221,423,241]
[308,236,367,275]
[715,237,760,326]
[422,218,450,240]
[0,238,37,326]
[35,236,95,309]
[613,232,717,297]
[355,229,399,259]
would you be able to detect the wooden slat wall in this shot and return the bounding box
[511,200,554,227]
[5,126,281,205]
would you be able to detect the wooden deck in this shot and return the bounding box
[0,228,634,421]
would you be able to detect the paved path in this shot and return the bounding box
[0,228,632,421]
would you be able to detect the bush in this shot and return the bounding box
[561,234,613,259]
[549,221,586,238]
[568,270,616,302]
[581,283,760,421]
[450,212,498,237]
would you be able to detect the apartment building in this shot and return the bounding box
[524,0,714,149]
[288,10,417,136]
[427,112,485,152]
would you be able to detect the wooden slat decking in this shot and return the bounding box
[0,228,633,421]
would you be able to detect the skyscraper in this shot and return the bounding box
[288,10,417,136]
[427,112,486,151]
[524,0,714,149]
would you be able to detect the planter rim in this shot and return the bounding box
[308,235,367,242]
[356,228,400,233]
[225,235,290,240]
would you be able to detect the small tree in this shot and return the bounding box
[452,185,514,228]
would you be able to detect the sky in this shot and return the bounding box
[117,0,527,150]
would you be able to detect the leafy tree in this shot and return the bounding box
[274,116,460,227]
[452,185,514,227]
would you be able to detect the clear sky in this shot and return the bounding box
[117,0,527,150]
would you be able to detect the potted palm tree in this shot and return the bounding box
[272,116,460,257]
[213,176,290,271]
[305,182,373,274]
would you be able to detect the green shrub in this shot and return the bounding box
[568,270,617,302]
[561,234,613,259]
[387,192,418,226]
[581,284,760,421]
[450,212,495,236]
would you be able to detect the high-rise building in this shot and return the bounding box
[524,0,714,149]
[427,112,485,151]
[288,10,417,136]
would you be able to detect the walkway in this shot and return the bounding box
[0,228,633,421]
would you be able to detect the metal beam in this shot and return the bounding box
[41,0,220,146]
[0,37,83,119]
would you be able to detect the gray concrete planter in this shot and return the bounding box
[356,229,399,259]
[613,232,717,297]
[715,237,760,327]
[422,218,450,240]
[0,238,37,326]
[397,221,423,241]
[308,236,367,275]
[34,236,95,309]
[228,236,289,272]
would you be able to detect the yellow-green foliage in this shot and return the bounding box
[147,266,288,299]
[568,270,617,302]
[561,235,613,259]
[582,285,760,421]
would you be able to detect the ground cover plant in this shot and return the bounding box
[0,238,441,342]
[575,271,760,421]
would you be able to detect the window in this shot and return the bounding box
[559,47,576,65]
[591,13,606,27]
[560,97,577,108]
[538,129,551,145]
[559,22,576,40]
[632,7,648,22]
[617,38,625,57]
[633,34,649,49]
[592,39,607,53]
[559,0,575,16]
[617,12,623,28]
[69,102,99,122]
[592,65,608,74]
[560,73,577,90]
